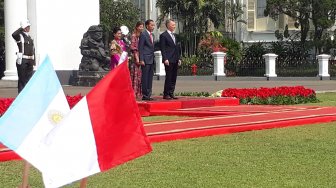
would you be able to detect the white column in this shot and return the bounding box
[3,0,28,80]
[212,52,226,76]
[263,53,278,77]
[317,54,331,78]
[27,0,39,64]
[154,51,165,76]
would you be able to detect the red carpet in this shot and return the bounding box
[137,97,239,116]
[0,143,20,161]
[145,106,336,142]
[2,97,336,162]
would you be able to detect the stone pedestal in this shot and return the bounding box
[73,71,108,86]
[263,53,278,78]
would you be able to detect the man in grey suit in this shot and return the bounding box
[160,19,181,100]
[139,19,155,101]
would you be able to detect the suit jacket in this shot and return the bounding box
[138,30,155,64]
[159,31,181,64]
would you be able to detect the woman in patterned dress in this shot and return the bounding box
[130,21,144,99]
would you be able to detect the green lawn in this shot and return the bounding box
[311,92,336,106]
[1,92,336,187]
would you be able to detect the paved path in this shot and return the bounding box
[1,79,336,98]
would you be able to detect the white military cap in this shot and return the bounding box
[20,19,31,29]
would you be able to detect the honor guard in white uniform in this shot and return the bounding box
[12,19,35,93]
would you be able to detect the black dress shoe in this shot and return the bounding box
[142,98,154,101]
[169,95,178,99]
[163,95,172,100]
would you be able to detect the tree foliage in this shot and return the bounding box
[0,0,4,38]
[156,0,225,56]
[265,0,336,54]
[225,0,245,39]
[311,0,336,53]
[0,0,4,79]
[265,0,311,46]
[99,0,141,39]
[156,0,223,34]
[0,0,3,28]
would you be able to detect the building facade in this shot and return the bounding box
[237,0,299,43]
[129,0,161,37]
[3,0,99,84]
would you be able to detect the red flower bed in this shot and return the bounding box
[0,94,83,116]
[66,94,84,109]
[222,86,318,105]
[0,98,15,116]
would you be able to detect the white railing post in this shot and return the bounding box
[154,51,165,76]
[212,52,226,77]
[263,53,278,78]
[317,54,330,79]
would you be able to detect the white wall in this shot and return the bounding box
[33,0,99,70]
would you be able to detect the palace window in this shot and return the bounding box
[257,0,266,18]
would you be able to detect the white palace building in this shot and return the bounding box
[3,0,100,84]
[3,0,335,84]
[3,0,159,84]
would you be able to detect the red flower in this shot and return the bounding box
[0,98,14,116]
[66,94,84,109]
[222,86,317,105]
[199,33,227,53]
[0,94,84,116]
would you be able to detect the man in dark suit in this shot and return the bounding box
[139,19,155,101]
[160,19,181,100]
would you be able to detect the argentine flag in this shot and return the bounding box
[0,56,70,172]
[0,59,152,188]
[40,61,152,188]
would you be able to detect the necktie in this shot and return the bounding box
[150,32,153,44]
[171,33,175,44]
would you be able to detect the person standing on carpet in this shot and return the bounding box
[12,19,36,93]
[130,21,144,99]
[139,19,155,101]
[160,19,181,100]
[110,27,127,70]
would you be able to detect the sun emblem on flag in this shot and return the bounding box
[48,110,65,125]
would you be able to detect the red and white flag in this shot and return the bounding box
[40,61,152,187]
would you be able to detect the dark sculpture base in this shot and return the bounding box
[73,71,109,87]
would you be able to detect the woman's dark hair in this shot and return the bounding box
[135,21,144,28]
[133,21,144,37]
[112,27,121,34]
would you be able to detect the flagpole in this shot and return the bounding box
[79,178,88,188]
[19,160,31,188]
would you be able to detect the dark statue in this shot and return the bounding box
[79,25,109,71]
